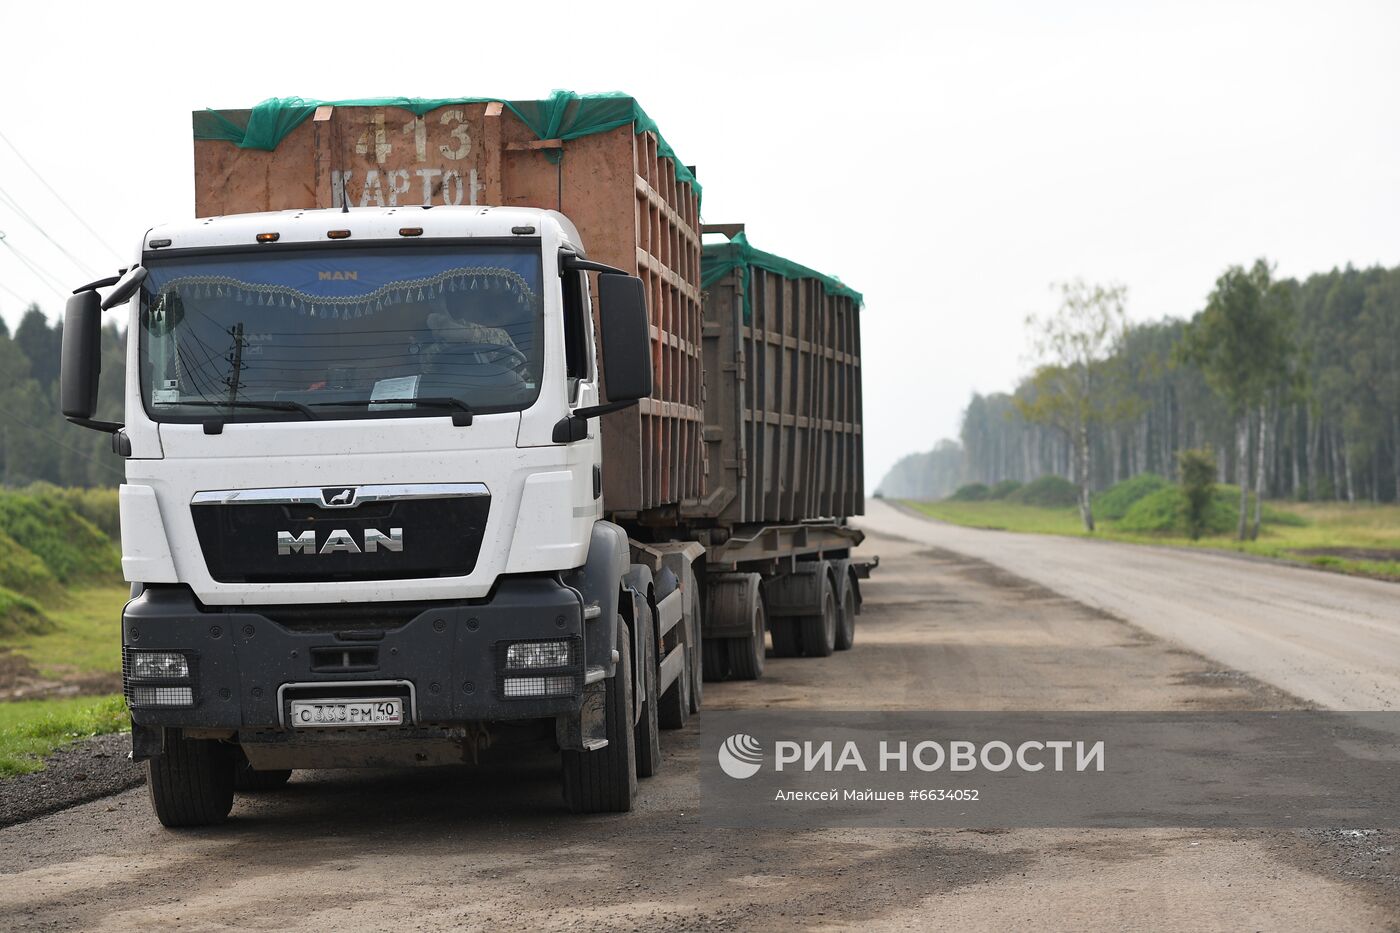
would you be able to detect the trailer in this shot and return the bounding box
[59,92,872,826]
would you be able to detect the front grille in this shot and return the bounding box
[192,493,489,583]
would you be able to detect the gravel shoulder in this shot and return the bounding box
[0,529,1395,930]
[0,733,139,829]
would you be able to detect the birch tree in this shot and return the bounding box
[1016,281,1130,531]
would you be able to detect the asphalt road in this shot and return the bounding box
[859,499,1400,710]
[2,527,1396,930]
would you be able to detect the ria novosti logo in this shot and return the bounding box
[717,734,764,779]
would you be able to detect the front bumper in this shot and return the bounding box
[122,577,587,731]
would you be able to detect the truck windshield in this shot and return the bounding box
[138,245,544,421]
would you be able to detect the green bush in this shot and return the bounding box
[1094,473,1170,521]
[0,585,51,637]
[1118,485,1305,536]
[35,485,121,540]
[0,491,121,583]
[0,530,60,599]
[988,480,1023,500]
[1007,475,1080,508]
[948,483,991,502]
[1176,449,1216,540]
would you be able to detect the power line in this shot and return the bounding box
[0,232,69,299]
[0,126,123,263]
[0,183,98,278]
[0,409,126,479]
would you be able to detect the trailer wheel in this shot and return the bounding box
[146,733,235,828]
[770,619,803,657]
[710,573,765,681]
[702,638,729,682]
[685,564,703,713]
[635,601,662,777]
[562,619,638,813]
[834,563,857,652]
[798,569,837,658]
[232,747,292,792]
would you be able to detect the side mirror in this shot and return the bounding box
[61,291,103,420]
[551,271,654,442]
[102,266,147,311]
[596,274,653,403]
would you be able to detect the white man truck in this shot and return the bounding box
[59,94,872,826]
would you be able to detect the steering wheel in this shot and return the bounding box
[444,342,530,375]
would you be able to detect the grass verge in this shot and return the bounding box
[3,584,128,679]
[0,694,128,776]
[904,499,1400,582]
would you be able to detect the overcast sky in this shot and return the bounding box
[3,1,1397,489]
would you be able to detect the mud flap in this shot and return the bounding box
[556,679,609,752]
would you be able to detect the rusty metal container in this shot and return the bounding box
[191,96,703,515]
[691,230,864,525]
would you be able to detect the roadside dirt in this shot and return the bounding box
[0,733,139,829]
[0,649,120,701]
[0,530,1395,930]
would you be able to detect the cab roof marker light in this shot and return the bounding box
[148,238,172,249]
[255,232,280,243]
[327,230,352,240]
[399,227,423,237]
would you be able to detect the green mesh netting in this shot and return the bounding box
[702,232,863,322]
[192,90,700,199]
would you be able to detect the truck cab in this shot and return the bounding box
[62,206,675,822]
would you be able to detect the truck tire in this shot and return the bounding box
[146,733,235,828]
[702,638,729,682]
[798,569,837,658]
[562,619,638,813]
[770,619,803,657]
[720,574,766,681]
[232,747,292,792]
[834,566,857,652]
[635,601,662,777]
[686,564,703,714]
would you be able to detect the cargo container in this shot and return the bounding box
[192,94,702,517]
[692,228,864,526]
[61,92,874,827]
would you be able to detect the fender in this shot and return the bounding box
[560,520,630,678]
[620,563,655,727]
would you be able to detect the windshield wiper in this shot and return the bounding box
[167,399,317,419]
[308,396,474,426]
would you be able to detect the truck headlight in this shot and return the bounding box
[124,648,196,708]
[498,638,581,699]
[505,640,576,670]
[129,651,191,680]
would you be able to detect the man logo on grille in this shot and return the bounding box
[718,733,764,779]
[323,488,356,507]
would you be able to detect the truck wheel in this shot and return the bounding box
[724,574,767,681]
[799,570,837,658]
[146,733,235,828]
[770,619,803,657]
[232,747,292,792]
[834,568,857,651]
[685,566,703,713]
[702,638,729,682]
[635,602,662,776]
[562,619,638,813]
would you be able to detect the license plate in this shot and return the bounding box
[289,697,404,728]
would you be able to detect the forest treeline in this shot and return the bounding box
[0,305,126,487]
[879,263,1400,503]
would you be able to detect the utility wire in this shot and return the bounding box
[0,126,123,263]
[0,233,69,298]
[0,409,126,479]
[0,183,98,278]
